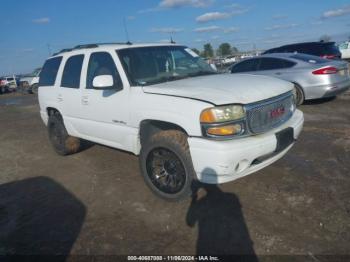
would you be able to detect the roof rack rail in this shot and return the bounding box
[74,44,99,49]
[96,42,132,45]
[52,42,133,56]
[52,48,73,56]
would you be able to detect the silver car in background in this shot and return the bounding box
[230,53,350,105]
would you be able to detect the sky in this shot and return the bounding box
[1,0,350,75]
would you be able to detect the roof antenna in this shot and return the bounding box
[123,17,131,44]
[47,43,52,56]
[170,36,176,44]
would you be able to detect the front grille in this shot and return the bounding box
[246,92,294,134]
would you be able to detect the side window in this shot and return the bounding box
[39,57,62,86]
[86,52,122,89]
[231,59,259,73]
[259,58,295,71]
[61,55,84,88]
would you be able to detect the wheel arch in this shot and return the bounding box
[46,107,61,117]
[139,119,188,147]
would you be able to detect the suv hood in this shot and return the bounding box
[142,74,293,105]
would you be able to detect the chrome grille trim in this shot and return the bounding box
[245,92,295,134]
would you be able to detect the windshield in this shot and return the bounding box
[117,46,216,86]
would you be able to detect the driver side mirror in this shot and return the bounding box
[92,75,116,90]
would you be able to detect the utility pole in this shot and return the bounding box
[47,43,52,56]
[123,17,130,43]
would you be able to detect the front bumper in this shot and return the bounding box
[188,109,304,184]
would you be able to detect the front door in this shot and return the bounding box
[78,51,132,151]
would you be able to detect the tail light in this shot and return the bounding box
[321,54,337,59]
[312,66,338,75]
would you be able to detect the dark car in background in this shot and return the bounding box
[263,42,342,60]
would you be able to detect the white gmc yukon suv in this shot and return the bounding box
[38,43,304,200]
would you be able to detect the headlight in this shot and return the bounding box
[200,105,246,137]
[200,105,245,123]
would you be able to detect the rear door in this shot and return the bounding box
[38,56,63,119]
[57,54,85,136]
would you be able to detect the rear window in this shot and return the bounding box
[290,54,328,64]
[6,78,14,81]
[39,57,63,86]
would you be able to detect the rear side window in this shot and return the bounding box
[231,59,260,73]
[61,55,84,88]
[259,58,295,70]
[39,57,62,86]
[86,52,122,89]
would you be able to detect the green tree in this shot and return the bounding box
[202,43,214,58]
[217,43,232,56]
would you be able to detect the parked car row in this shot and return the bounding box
[19,68,41,94]
[0,68,41,95]
[0,76,19,94]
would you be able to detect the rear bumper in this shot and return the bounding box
[323,82,350,98]
[305,79,350,99]
[188,109,304,184]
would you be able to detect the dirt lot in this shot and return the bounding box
[0,91,349,259]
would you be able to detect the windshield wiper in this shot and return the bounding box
[187,70,217,77]
[143,75,187,85]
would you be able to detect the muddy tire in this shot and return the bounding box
[294,84,305,106]
[48,112,82,156]
[139,130,196,201]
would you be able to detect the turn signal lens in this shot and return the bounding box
[207,124,243,136]
[200,105,245,123]
[200,110,216,123]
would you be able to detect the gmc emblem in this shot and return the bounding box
[270,106,285,118]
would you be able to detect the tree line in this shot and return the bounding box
[192,43,239,58]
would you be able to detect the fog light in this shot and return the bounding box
[207,124,243,136]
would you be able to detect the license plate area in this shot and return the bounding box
[275,127,294,153]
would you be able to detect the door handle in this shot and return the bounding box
[81,96,89,105]
[57,94,63,102]
[275,72,282,75]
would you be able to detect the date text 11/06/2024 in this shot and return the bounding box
[127,255,220,261]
